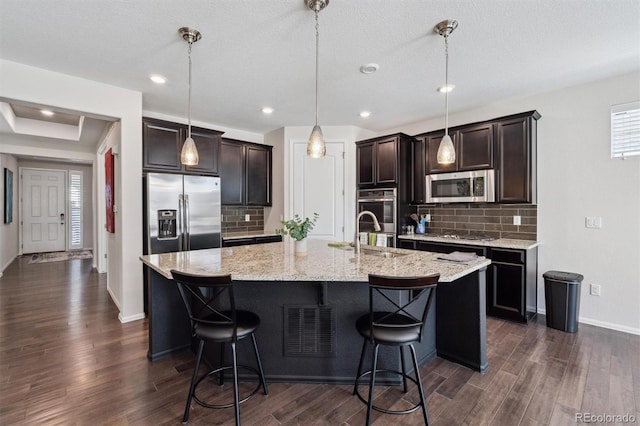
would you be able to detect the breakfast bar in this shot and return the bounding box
[140,239,491,383]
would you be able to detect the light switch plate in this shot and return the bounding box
[513,215,521,225]
[245,214,251,222]
[590,283,601,296]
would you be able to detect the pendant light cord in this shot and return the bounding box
[187,41,193,139]
[314,9,320,126]
[444,34,449,135]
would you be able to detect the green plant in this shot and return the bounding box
[275,213,319,241]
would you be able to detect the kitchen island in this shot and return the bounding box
[140,239,491,383]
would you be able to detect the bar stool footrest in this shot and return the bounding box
[354,369,422,415]
[193,365,263,409]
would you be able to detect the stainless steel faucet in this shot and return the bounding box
[355,210,381,253]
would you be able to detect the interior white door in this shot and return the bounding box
[292,142,344,241]
[22,168,67,254]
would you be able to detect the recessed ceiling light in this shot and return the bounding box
[359,111,371,118]
[261,107,274,114]
[41,109,54,116]
[437,84,455,93]
[360,63,379,74]
[150,74,167,84]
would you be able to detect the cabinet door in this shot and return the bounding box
[410,137,427,204]
[220,141,245,205]
[356,142,376,187]
[143,119,183,172]
[458,123,494,171]
[496,117,532,203]
[375,138,398,185]
[426,131,457,174]
[185,128,221,175]
[487,261,526,322]
[245,145,272,206]
[396,239,416,250]
[416,241,487,257]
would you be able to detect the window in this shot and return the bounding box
[69,170,83,249]
[611,101,640,159]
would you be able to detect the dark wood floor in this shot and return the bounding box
[1,257,638,425]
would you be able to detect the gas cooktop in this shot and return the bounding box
[430,233,497,242]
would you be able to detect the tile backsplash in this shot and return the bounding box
[415,203,537,240]
[222,206,264,236]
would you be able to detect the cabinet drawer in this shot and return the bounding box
[255,235,282,244]
[417,241,487,257]
[490,248,524,264]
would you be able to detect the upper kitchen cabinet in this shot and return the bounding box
[356,133,413,188]
[410,136,427,204]
[424,122,494,174]
[142,117,222,175]
[495,111,540,204]
[219,138,272,206]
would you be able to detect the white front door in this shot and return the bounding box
[22,168,66,254]
[292,142,345,241]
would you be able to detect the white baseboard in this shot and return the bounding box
[119,312,146,323]
[107,286,121,310]
[537,308,640,336]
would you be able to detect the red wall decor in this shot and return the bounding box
[105,148,115,233]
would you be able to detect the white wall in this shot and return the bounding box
[383,71,640,335]
[264,127,285,232]
[0,153,19,274]
[0,59,144,323]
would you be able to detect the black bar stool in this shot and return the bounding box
[171,270,268,425]
[353,273,439,425]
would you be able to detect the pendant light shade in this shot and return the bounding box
[435,19,458,165]
[306,0,329,158]
[179,27,202,166]
[181,136,199,165]
[307,124,326,158]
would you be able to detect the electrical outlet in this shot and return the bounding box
[513,215,521,225]
[585,216,602,229]
[245,214,251,222]
[425,214,431,222]
[590,283,601,296]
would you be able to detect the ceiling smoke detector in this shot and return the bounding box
[360,63,379,74]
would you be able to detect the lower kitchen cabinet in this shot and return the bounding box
[487,247,537,323]
[222,235,282,247]
[406,239,537,323]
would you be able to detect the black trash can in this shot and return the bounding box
[543,271,584,333]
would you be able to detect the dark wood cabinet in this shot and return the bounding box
[495,111,540,203]
[245,145,271,206]
[410,137,427,204]
[376,138,398,185]
[356,134,412,188]
[222,235,282,247]
[220,140,245,205]
[407,239,538,323]
[487,247,538,323]
[219,138,272,206]
[423,123,493,174]
[356,142,376,187]
[142,117,222,175]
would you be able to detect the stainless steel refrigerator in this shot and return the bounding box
[144,173,221,255]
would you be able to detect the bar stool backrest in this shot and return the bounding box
[170,270,238,342]
[367,273,439,344]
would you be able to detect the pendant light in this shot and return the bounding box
[306,0,329,158]
[435,19,458,165]
[179,27,202,166]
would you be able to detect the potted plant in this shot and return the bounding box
[276,213,319,256]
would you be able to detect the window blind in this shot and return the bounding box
[611,101,640,159]
[69,171,83,249]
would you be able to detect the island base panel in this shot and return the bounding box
[436,268,488,373]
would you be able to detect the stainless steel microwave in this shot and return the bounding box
[425,169,495,203]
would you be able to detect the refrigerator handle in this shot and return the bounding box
[178,194,184,250]
[184,194,191,250]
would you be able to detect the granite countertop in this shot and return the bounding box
[398,234,540,250]
[140,239,491,283]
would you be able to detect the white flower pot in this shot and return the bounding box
[294,239,308,256]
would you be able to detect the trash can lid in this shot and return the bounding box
[543,270,584,283]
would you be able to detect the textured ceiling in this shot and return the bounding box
[1,0,639,137]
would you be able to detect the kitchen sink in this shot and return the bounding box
[360,248,408,258]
